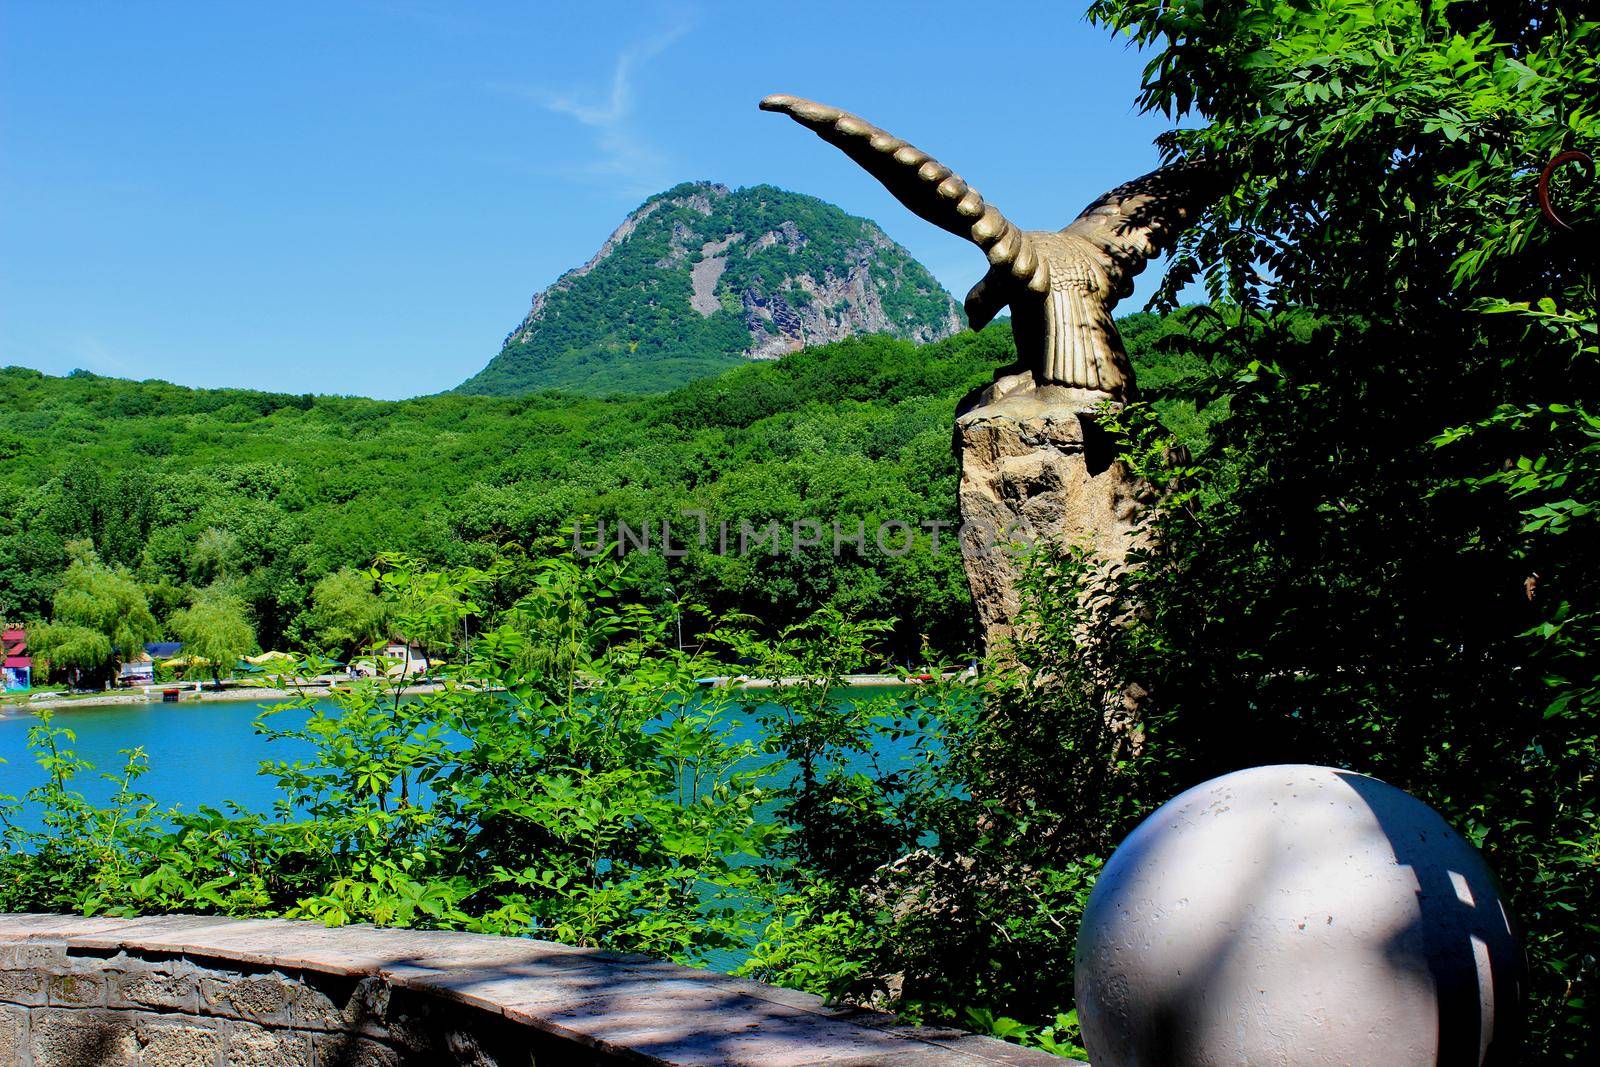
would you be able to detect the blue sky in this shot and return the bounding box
[1,1,1178,399]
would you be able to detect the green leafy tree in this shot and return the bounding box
[374,554,489,664]
[303,567,388,658]
[169,590,256,687]
[31,543,159,686]
[190,526,241,586]
[28,624,113,689]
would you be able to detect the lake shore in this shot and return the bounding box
[720,671,972,688]
[4,671,975,719]
[2,680,451,717]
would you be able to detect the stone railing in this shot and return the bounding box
[0,914,1074,1066]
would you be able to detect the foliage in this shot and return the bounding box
[168,589,256,685]
[0,321,1211,663]
[300,567,389,658]
[738,550,1122,1028]
[0,556,964,974]
[190,526,241,586]
[456,182,959,397]
[720,611,961,883]
[27,624,113,688]
[27,545,158,686]
[0,712,166,910]
[965,1008,1088,1062]
[1079,1,1599,1058]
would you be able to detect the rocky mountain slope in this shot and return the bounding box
[455,182,963,396]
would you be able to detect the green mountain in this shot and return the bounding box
[455,182,963,396]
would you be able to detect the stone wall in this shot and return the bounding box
[0,914,1072,1066]
[0,940,561,1066]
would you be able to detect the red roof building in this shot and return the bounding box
[3,627,31,690]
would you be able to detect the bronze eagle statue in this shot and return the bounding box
[760,94,1217,400]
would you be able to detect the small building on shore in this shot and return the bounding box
[383,641,429,677]
[350,641,430,679]
[2,627,31,691]
[118,654,155,686]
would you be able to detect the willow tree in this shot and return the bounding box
[31,543,158,687]
[170,590,256,688]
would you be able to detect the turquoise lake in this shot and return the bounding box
[0,688,930,825]
[0,698,323,819]
[0,689,939,973]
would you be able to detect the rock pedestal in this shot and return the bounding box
[956,370,1154,654]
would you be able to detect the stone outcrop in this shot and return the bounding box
[956,371,1154,652]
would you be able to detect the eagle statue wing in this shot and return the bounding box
[760,94,1218,395]
[759,94,1047,329]
[1058,162,1219,307]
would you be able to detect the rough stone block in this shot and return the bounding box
[29,1007,139,1067]
[364,989,437,1052]
[201,973,294,1024]
[135,1017,222,1067]
[343,975,392,1040]
[112,969,198,1013]
[0,1004,26,1064]
[1,941,69,970]
[310,1032,402,1067]
[285,977,351,1032]
[0,967,47,1006]
[222,1021,312,1066]
[50,970,108,1007]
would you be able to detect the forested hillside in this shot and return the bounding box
[456,182,962,396]
[0,314,1201,658]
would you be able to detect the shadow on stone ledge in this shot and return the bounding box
[0,913,1074,1066]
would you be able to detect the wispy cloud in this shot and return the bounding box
[542,23,688,129]
[496,14,695,192]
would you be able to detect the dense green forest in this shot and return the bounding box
[0,313,1202,664]
[455,182,959,396]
